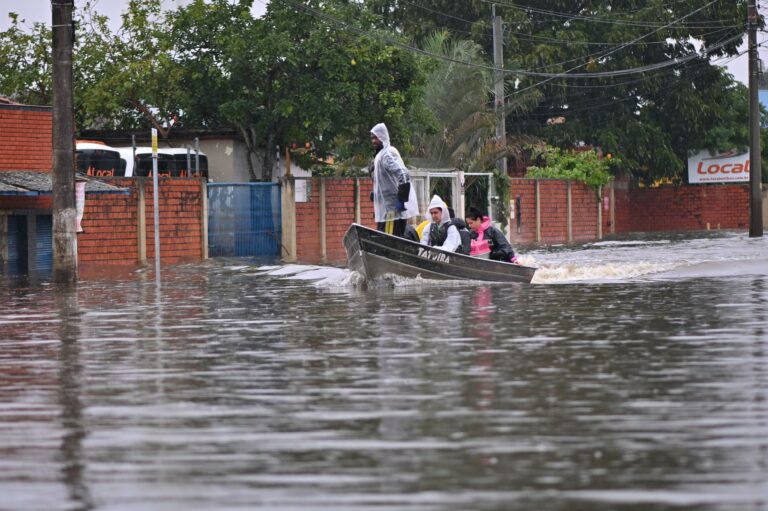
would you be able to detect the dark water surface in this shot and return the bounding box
[1,232,767,510]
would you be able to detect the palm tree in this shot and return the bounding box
[412,30,539,173]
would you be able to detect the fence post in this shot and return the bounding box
[280,176,297,262]
[320,178,327,263]
[597,187,603,240]
[354,178,361,224]
[200,180,208,260]
[763,184,768,229]
[137,178,147,264]
[535,179,541,243]
[0,213,6,273]
[610,181,616,235]
[567,180,573,243]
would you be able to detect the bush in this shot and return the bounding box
[526,145,615,191]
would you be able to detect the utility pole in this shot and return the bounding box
[492,4,507,174]
[748,0,764,237]
[52,0,78,282]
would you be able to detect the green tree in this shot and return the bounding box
[75,0,184,135]
[366,1,750,183]
[503,0,748,183]
[168,0,431,180]
[0,13,52,104]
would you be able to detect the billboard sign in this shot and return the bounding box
[687,150,750,184]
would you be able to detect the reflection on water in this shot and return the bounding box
[0,232,767,510]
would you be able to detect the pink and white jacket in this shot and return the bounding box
[470,216,492,256]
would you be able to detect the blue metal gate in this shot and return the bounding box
[35,215,53,272]
[208,183,281,257]
[3,214,53,275]
[6,215,23,274]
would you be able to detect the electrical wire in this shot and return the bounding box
[276,0,743,81]
[481,0,740,29]
[505,0,735,96]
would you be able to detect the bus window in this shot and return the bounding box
[76,148,123,177]
[135,154,174,177]
[172,154,208,179]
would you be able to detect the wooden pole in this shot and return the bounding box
[748,0,764,237]
[51,0,77,282]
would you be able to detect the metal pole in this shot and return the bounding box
[151,128,161,281]
[186,147,191,178]
[748,0,764,237]
[51,0,77,283]
[195,137,200,177]
[492,5,507,174]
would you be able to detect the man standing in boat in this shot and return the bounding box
[370,123,419,236]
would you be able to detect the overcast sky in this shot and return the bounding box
[1,0,764,86]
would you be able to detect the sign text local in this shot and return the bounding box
[687,150,750,184]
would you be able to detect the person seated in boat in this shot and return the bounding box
[369,123,419,237]
[465,206,518,263]
[420,195,464,253]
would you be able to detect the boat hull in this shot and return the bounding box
[343,223,536,283]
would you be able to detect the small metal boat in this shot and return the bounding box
[343,223,537,283]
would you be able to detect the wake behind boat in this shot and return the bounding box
[343,223,537,283]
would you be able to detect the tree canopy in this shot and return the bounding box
[1,0,762,182]
[362,0,756,183]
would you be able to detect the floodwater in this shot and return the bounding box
[1,231,767,511]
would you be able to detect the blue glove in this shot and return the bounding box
[395,199,406,212]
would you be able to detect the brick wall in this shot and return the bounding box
[77,182,138,264]
[623,185,749,232]
[571,182,599,241]
[295,179,323,263]
[509,178,600,245]
[142,178,204,262]
[538,180,568,243]
[0,105,53,171]
[324,179,358,263]
[78,178,204,266]
[509,177,750,246]
[294,177,376,264]
[509,179,536,245]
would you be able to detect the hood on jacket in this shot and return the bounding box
[370,123,391,149]
[427,195,451,225]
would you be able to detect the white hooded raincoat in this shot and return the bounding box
[420,195,460,252]
[370,123,419,223]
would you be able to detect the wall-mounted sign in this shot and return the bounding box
[687,150,750,184]
[295,179,308,202]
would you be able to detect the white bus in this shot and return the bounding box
[76,141,124,177]
[115,147,209,179]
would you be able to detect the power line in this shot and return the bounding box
[482,0,739,29]
[505,0,733,96]
[511,42,766,119]
[277,0,742,81]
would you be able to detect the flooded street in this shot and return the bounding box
[1,231,767,511]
